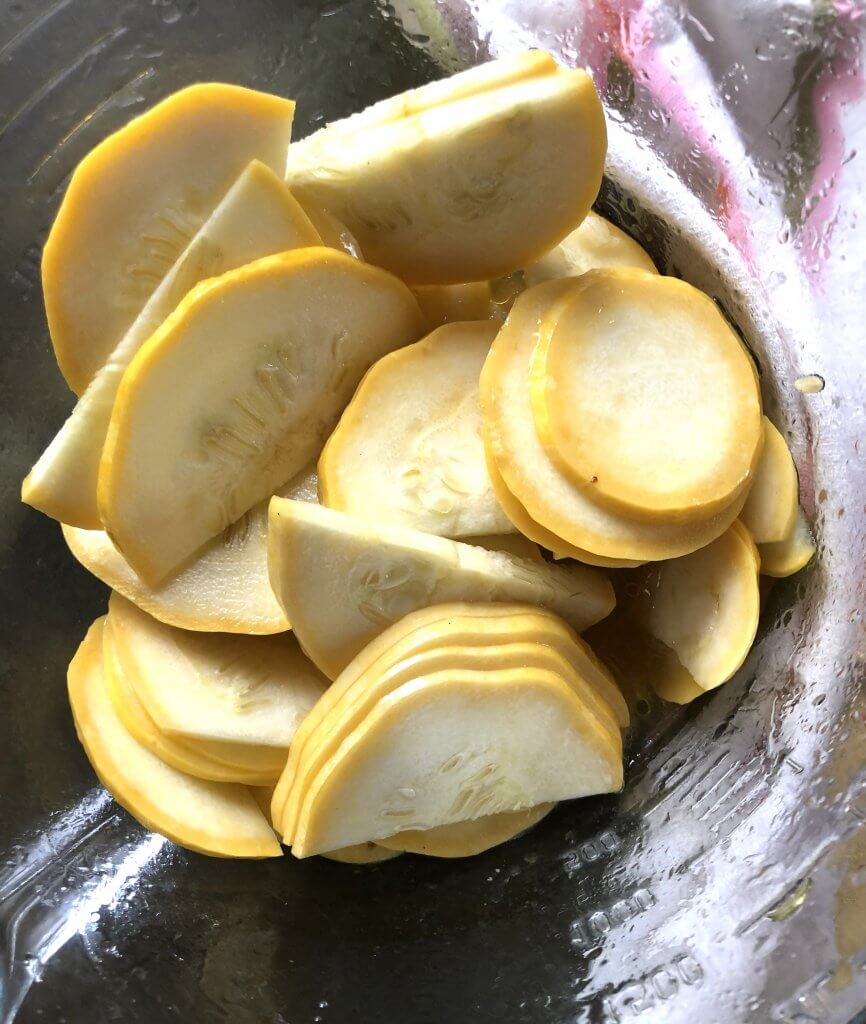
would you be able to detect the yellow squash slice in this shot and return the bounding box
[271,603,628,835]
[523,211,657,286]
[530,269,763,522]
[69,619,281,858]
[412,283,492,331]
[62,465,318,635]
[378,804,554,857]
[740,418,799,543]
[293,201,363,258]
[284,59,605,284]
[107,593,326,750]
[291,669,622,857]
[758,508,816,578]
[484,448,643,568]
[320,844,404,864]
[279,640,620,845]
[99,248,422,583]
[319,321,513,537]
[628,522,760,690]
[481,281,748,561]
[267,499,615,678]
[102,619,280,784]
[45,85,296,394]
[24,160,320,529]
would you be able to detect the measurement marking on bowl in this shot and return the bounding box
[561,828,620,875]
[590,953,704,1022]
[569,886,656,950]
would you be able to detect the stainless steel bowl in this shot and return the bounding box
[1,2,864,1021]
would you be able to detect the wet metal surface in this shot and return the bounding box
[1,1,865,1022]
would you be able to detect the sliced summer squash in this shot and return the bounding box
[628,522,760,690]
[69,618,281,858]
[523,211,657,286]
[740,418,799,543]
[412,283,492,331]
[271,601,628,833]
[319,321,513,537]
[279,638,621,843]
[99,248,422,583]
[267,499,615,678]
[480,281,748,561]
[45,85,296,394]
[291,668,623,857]
[24,160,320,529]
[530,269,763,522]
[484,447,643,568]
[107,593,326,749]
[293,201,363,258]
[758,508,816,578]
[284,59,606,283]
[62,465,318,635]
[320,843,404,864]
[378,804,554,857]
[102,619,279,784]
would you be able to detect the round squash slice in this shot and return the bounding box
[758,508,816,578]
[530,269,763,522]
[740,418,799,543]
[481,281,749,561]
[379,804,554,858]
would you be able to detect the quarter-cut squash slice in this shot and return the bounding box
[102,619,279,784]
[279,640,621,843]
[740,418,799,543]
[69,619,281,858]
[62,465,318,635]
[291,668,623,857]
[25,160,320,529]
[484,446,643,568]
[628,522,760,690]
[481,281,748,561]
[523,211,657,286]
[758,508,816,578]
[99,248,422,583]
[412,284,492,331]
[107,593,326,748]
[319,321,513,537]
[531,269,763,522]
[271,602,627,833]
[284,63,605,284]
[379,804,554,857]
[45,85,296,394]
[267,499,614,678]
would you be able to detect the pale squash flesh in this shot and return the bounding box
[24,160,320,529]
[69,619,281,858]
[740,418,799,543]
[412,283,492,331]
[758,508,816,578]
[267,498,615,678]
[99,248,422,583]
[45,85,295,394]
[379,804,554,857]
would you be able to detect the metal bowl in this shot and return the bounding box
[1,1,864,1021]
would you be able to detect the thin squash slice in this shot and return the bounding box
[378,804,554,857]
[321,844,404,864]
[291,668,623,857]
[271,603,628,833]
[99,248,422,584]
[267,499,615,678]
[628,522,760,690]
[740,418,799,543]
[45,85,296,394]
[523,211,657,286]
[284,59,605,283]
[107,593,326,749]
[279,639,621,844]
[319,321,513,537]
[412,284,492,331]
[102,619,280,784]
[69,619,281,858]
[24,160,320,529]
[62,465,318,635]
[530,269,763,522]
[758,508,816,578]
[481,281,749,561]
